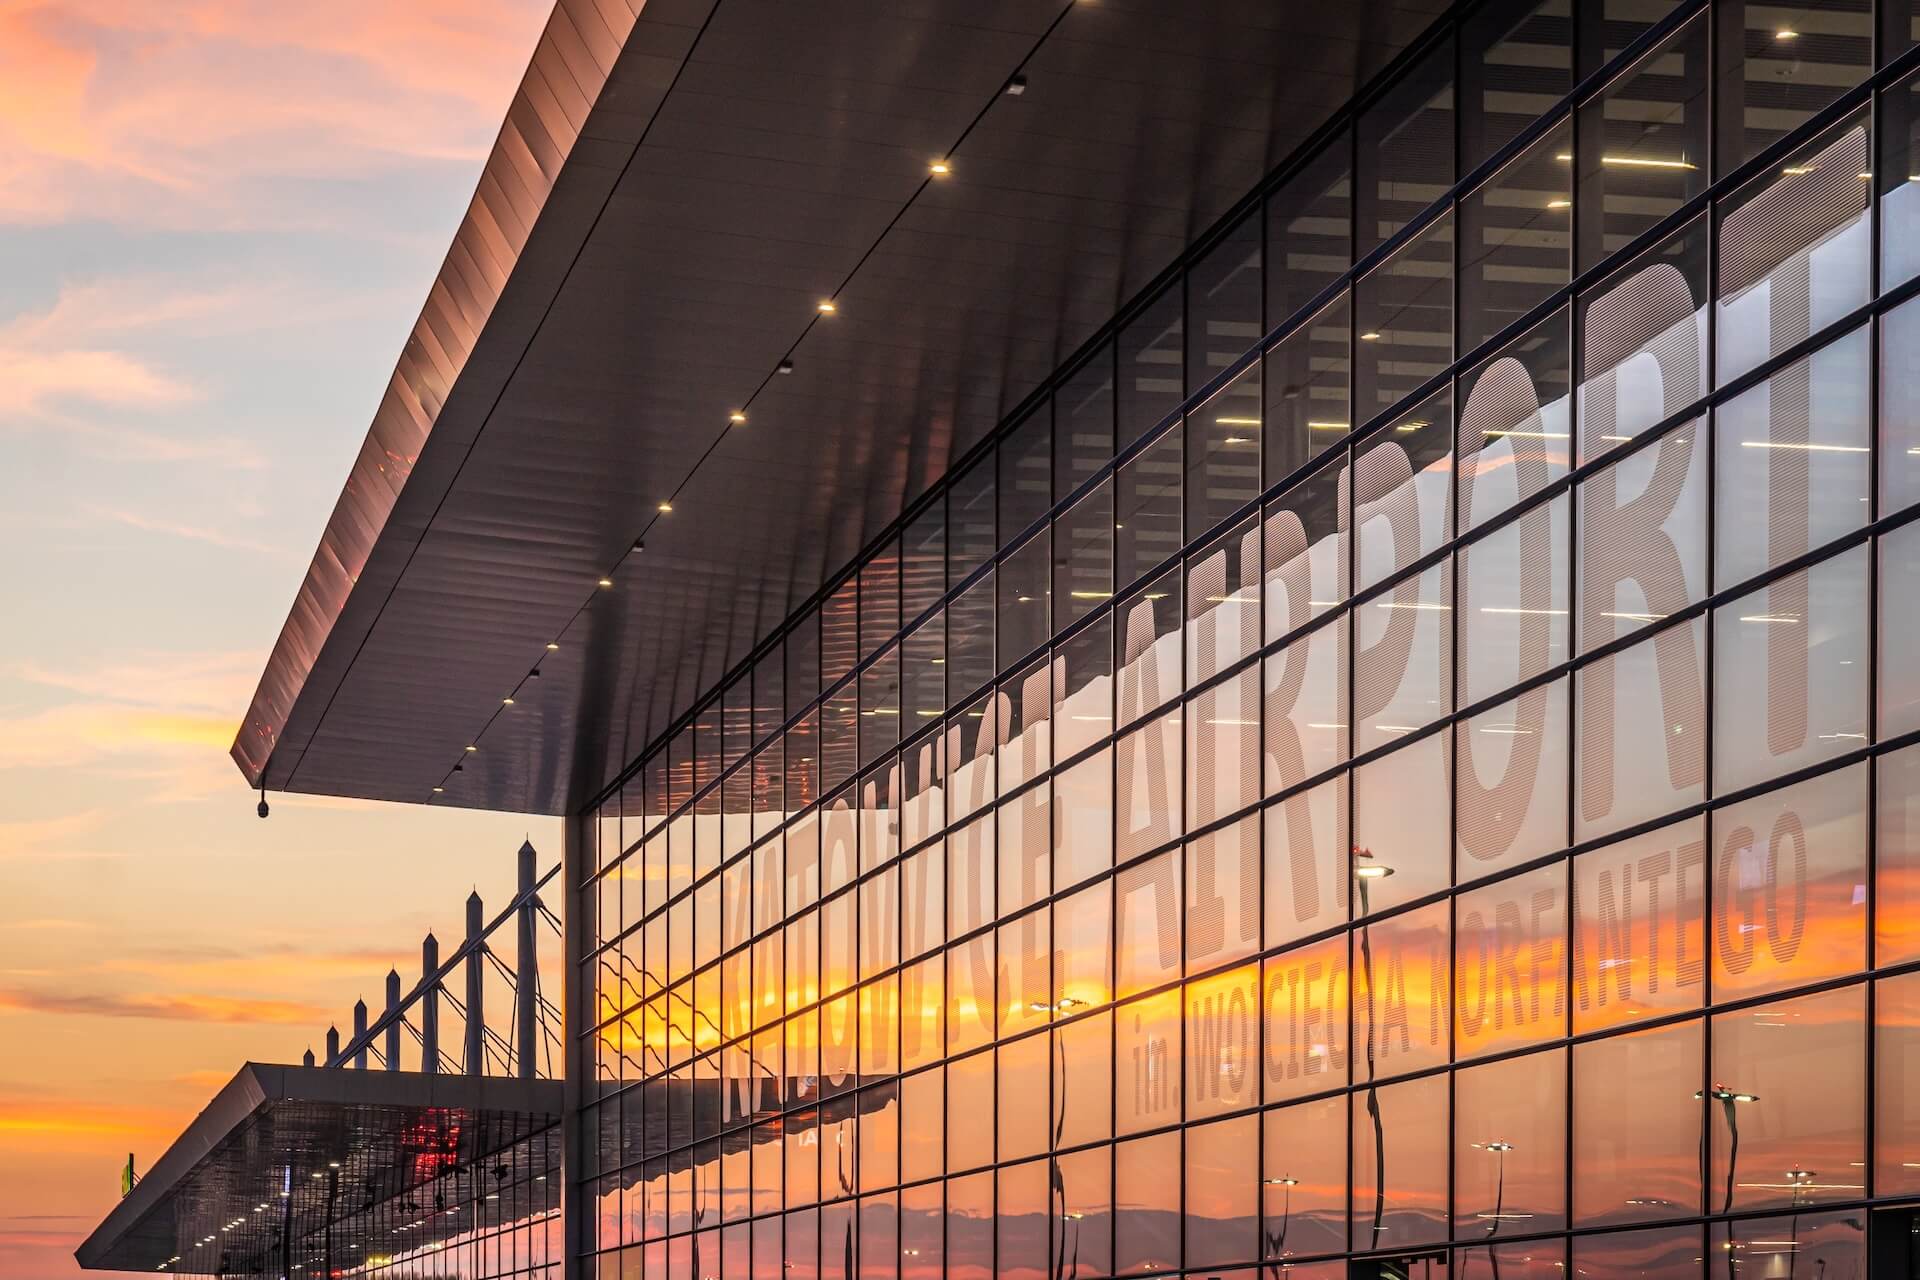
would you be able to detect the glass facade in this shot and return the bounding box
[575,1,1920,1278]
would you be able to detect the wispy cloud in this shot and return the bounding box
[81,503,293,557]
[0,987,328,1025]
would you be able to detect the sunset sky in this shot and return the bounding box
[0,3,559,1275]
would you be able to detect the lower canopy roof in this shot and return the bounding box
[76,1064,560,1276]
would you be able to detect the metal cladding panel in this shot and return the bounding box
[239,0,1443,814]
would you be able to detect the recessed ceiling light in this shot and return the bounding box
[1005,74,1027,96]
[658,501,673,513]
[545,643,559,652]
[598,577,613,589]
[1359,331,1381,341]
[729,411,747,424]
[502,697,515,706]
[929,160,951,176]
[777,358,795,375]
[1775,27,1798,39]
[817,300,837,314]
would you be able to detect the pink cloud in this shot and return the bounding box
[0,0,554,228]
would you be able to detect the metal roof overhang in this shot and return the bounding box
[75,1064,561,1275]
[234,0,1446,816]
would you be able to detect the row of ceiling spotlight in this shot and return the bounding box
[429,107,1007,799]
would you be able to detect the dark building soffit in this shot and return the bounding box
[233,0,1443,815]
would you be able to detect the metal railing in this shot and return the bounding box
[308,841,563,1079]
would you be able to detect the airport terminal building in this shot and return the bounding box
[80,0,1920,1276]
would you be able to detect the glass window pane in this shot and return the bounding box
[1354,392,1452,594]
[1054,879,1112,1012]
[1267,132,1353,326]
[1454,861,1569,1058]
[1576,216,1709,462]
[1453,1047,1568,1236]
[946,574,994,703]
[1264,462,1347,641]
[1714,113,1871,385]
[1458,307,1572,531]
[1573,1019,1704,1226]
[1355,212,1456,422]
[1576,420,1707,655]
[1570,1225,1703,1280]
[1709,764,1866,1001]
[1877,744,1920,966]
[1574,618,1706,844]
[1711,1213,1863,1280]
[1264,774,1350,949]
[1461,119,1574,353]
[1709,983,1865,1212]
[1054,1012,1113,1150]
[1711,546,1868,794]
[1186,514,1260,686]
[1351,1071,1449,1248]
[1114,1130,1181,1275]
[1185,1114,1258,1268]
[1358,38,1456,258]
[1187,672,1260,829]
[1575,17,1709,272]
[1054,616,1113,760]
[1117,706,1182,864]
[1458,493,1570,706]
[1187,364,1263,540]
[1455,677,1570,884]
[901,610,944,729]
[1115,426,1183,590]
[1354,559,1453,753]
[1118,285,1184,447]
[997,530,1050,671]
[1265,294,1352,481]
[1883,296,1920,514]
[1571,817,1707,1034]
[1185,819,1260,972]
[1189,211,1262,394]
[902,502,944,621]
[1876,969,1920,1194]
[1263,618,1348,796]
[1184,962,1259,1124]
[1056,346,1115,500]
[1353,898,1451,1079]
[1882,67,1920,290]
[1463,0,1573,169]
[1354,733,1452,913]
[999,409,1051,543]
[1263,932,1350,1103]
[1115,988,1182,1136]
[1262,1096,1347,1260]
[1054,480,1114,629]
[1715,3,1871,173]
[1713,326,1869,591]
[1116,848,1182,998]
[948,454,995,585]
[1055,745,1113,891]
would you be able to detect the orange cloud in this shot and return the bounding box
[0,703,235,771]
[0,987,328,1025]
[0,1096,179,1140]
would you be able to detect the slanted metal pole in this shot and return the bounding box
[517,841,539,1079]
[352,1000,368,1069]
[385,970,402,1070]
[421,933,440,1073]
[465,891,484,1075]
